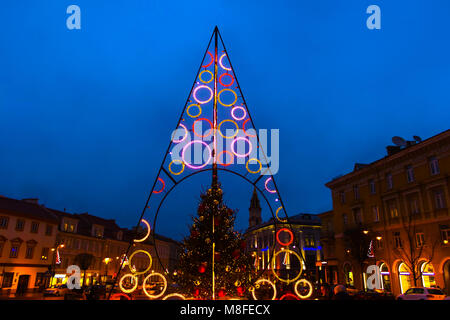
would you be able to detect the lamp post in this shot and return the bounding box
[49,243,65,287]
[103,258,111,284]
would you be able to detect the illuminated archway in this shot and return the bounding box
[379,262,391,292]
[420,262,436,288]
[343,262,354,287]
[398,262,411,294]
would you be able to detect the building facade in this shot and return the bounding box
[320,130,450,295]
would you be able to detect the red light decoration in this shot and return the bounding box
[202,51,214,68]
[219,72,234,87]
[242,118,257,137]
[109,293,131,300]
[279,293,300,300]
[218,289,226,298]
[276,228,294,247]
[192,118,213,138]
[198,265,206,273]
[236,286,245,296]
[153,178,165,194]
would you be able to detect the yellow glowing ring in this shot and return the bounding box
[134,219,151,243]
[169,159,185,176]
[163,293,186,300]
[128,250,152,275]
[142,272,167,299]
[294,279,313,299]
[119,274,138,294]
[251,279,277,300]
[276,206,287,223]
[246,158,262,174]
[218,89,237,107]
[271,249,303,284]
[199,70,214,84]
[218,119,239,139]
[187,103,202,118]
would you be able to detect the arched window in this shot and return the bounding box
[343,263,354,287]
[398,262,411,293]
[379,263,391,292]
[420,262,436,287]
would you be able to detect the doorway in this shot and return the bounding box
[16,275,30,296]
[443,260,450,295]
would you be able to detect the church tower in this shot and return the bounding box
[249,187,262,227]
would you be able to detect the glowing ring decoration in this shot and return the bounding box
[231,106,247,121]
[163,293,186,300]
[264,177,277,194]
[128,250,152,275]
[119,274,138,293]
[172,123,188,143]
[202,51,213,68]
[276,228,294,247]
[294,279,313,299]
[217,150,234,167]
[231,137,252,158]
[246,158,262,174]
[219,53,232,71]
[142,272,167,299]
[153,178,165,194]
[218,89,237,107]
[109,293,131,300]
[193,85,213,104]
[279,293,300,300]
[276,206,287,223]
[242,118,257,137]
[187,104,202,118]
[199,70,213,84]
[271,249,303,284]
[218,119,239,139]
[134,219,151,243]
[251,279,277,300]
[181,141,212,170]
[219,72,234,87]
[192,118,213,138]
[169,159,185,176]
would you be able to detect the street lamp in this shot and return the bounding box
[376,236,382,241]
[103,257,111,284]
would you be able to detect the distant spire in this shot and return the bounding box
[250,187,261,209]
[249,188,262,227]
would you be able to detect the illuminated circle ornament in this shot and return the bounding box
[109,293,131,300]
[163,293,186,300]
[219,53,232,71]
[134,219,151,243]
[172,123,188,143]
[271,249,303,284]
[192,118,213,138]
[168,159,185,176]
[182,140,212,170]
[142,272,167,299]
[231,106,246,121]
[279,293,300,300]
[217,150,234,167]
[276,228,294,247]
[119,274,138,294]
[264,177,277,194]
[231,137,252,158]
[294,279,313,299]
[153,178,165,194]
[193,85,213,104]
[202,51,213,68]
[128,250,152,275]
[218,119,239,139]
[187,104,202,118]
[251,279,277,300]
[219,72,234,87]
[218,89,237,107]
[246,158,262,174]
[199,70,214,84]
[242,118,257,137]
[276,206,287,223]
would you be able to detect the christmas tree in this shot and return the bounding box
[174,181,256,299]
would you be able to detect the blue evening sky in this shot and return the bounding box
[1,1,449,240]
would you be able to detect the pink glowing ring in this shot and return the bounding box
[219,53,232,71]
[193,85,213,104]
[219,73,234,87]
[182,140,212,170]
[172,123,188,143]
[243,118,257,137]
[202,51,214,68]
[265,177,277,194]
[192,118,213,138]
[153,178,165,194]
[231,137,252,158]
[217,150,234,167]
[231,106,247,121]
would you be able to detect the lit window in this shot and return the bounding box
[388,200,399,218]
[41,247,49,260]
[10,246,19,258]
[429,157,440,175]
